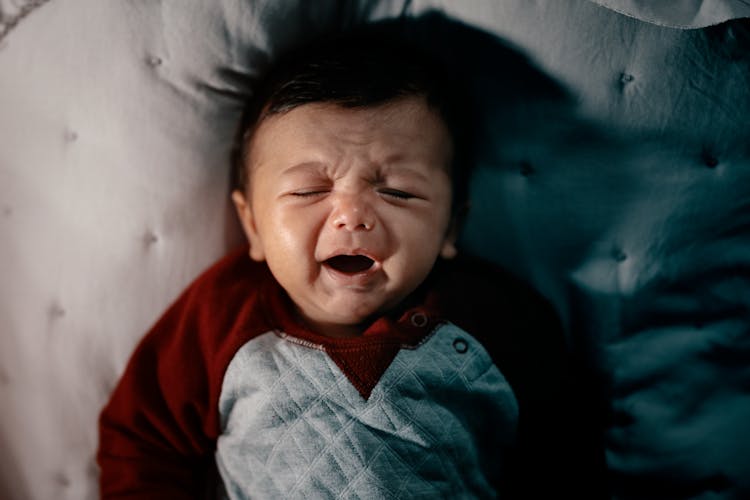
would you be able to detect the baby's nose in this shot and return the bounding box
[331,195,375,231]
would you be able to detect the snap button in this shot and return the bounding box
[453,338,468,354]
[410,312,428,327]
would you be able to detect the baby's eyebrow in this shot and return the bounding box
[379,162,430,183]
[280,162,327,176]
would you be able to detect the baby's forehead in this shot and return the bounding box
[258,96,444,135]
[247,97,454,174]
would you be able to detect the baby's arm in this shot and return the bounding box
[436,256,608,497]
[97,248,270,500]
[97,288,220,499]
[98,248,268,499]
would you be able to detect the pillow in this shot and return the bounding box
[0,1,402,498]
[2,0,749,499]
[590,0,750,27]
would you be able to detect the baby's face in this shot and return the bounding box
[232,96,457,338]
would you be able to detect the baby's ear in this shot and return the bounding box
[440,239,458,260]
[440,202,469,260]
[231,190,266,261]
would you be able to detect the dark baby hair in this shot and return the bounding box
[231,20,474,212]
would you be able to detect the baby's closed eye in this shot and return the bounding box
[290,189,330,197]
[377,188,417,200]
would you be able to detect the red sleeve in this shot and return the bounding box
[97,247,274,499]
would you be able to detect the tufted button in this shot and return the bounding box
[701,149,719,168]
[2,205,12,217]
[410,311,428,327]
[143,231,159,245]
[452,338,468,354]
[612,249,628,263]
[519,160,535,177]
[619,72,634,84]
[49,303,66,318]
[53,471,71,487]
[146,55,162,67]
[64,129,78,143]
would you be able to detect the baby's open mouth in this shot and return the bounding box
[324,255,375,274]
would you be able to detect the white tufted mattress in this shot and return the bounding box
[2,1,750,499]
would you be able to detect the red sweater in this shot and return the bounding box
[98,246,606,498]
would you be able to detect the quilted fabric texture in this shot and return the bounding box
[589,0,750,27]
[217,325,517,499]
[2,0,750,499]
[1,2,399,498]
[436,4,750,498]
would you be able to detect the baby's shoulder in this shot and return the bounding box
[146,245,277,349]
[185,245,274,300]
[433,255,567,399]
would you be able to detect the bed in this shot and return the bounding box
[1,0,749,498]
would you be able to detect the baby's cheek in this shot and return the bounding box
[390,242,438,286]
[403,215,447,247]
[274,212,313,246]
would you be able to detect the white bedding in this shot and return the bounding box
[2,1,749,498]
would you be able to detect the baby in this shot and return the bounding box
[98,24,588,499]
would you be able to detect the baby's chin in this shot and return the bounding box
[288,277,419,336]
[296,299,396,337]
[311,310,379,333]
